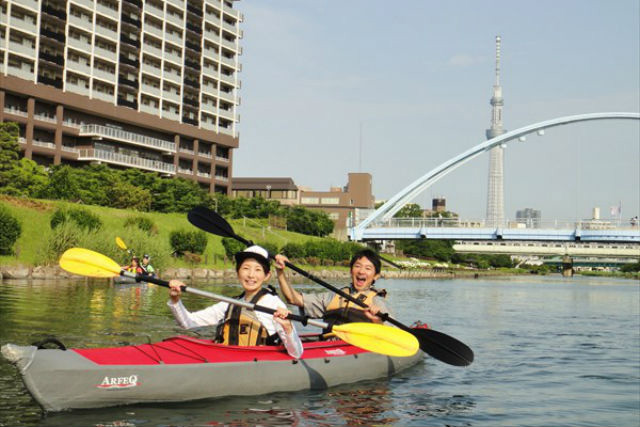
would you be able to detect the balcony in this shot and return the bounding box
[96,2,119,20]
[119,55,139,68]
[143,24,163,39]
[163,70,182,84]
[12,17,38,34]
[184,77,200,89]
[183,117,198,126]
[117,98,138,109]
[140,82,161,97]
[163,90,181,103]
[218,108,234,120]
[219,73,235,85]
[3,107,28,118]
[37,75,63,89]
[220,38,237,51]
[118,76,138,88]
[8,41,36,58]
[19,0,39,11]
[222,21,237,34]
[33,112,57,123]
[120,33,140,48]
[93,68,117,83]
[40,28,65,43]
[184,58,200,70]
[66,59,91,75]
[67,37,92,53]
[94,46,117,62]
[92,89,114,103]
[32,140,56,150]
[39,51,64,66]
[183,97,199,107]
[78,148,176,175]
[79,124,176,153]
[68,15,93,32]
[186,21,201,34]
[121,14,141,27]
[145,3,164,19]
[197,171,211,178]
[187,4,203,17]
[65,81,90,96]
[42,4,66,20]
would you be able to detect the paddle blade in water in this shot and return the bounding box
[115,237,127,250]
[412,328,474,366]
[332,323,419,357]
[188,206,236,239]
[59,248,121,278]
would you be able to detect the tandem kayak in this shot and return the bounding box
[2,333,424,412]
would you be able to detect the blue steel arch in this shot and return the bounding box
[350,112,640,241]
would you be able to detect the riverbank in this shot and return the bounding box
[5,264,635,282]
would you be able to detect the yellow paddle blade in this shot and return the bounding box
[115,237,127,250]
[59,248,122,278]
[332,322,420,357]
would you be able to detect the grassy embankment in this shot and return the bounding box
[0,196,326,271]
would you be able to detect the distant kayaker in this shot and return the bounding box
[274,249,390,327]
[167,245,303,359]
[141,254,156,277]
[122,256,144,275]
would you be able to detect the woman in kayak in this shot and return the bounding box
[274,249,390,326]
[168,245,303,359]
[122,256,144,275]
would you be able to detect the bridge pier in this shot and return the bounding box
[562,256,574,277]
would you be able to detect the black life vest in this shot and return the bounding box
[215,286,279,346]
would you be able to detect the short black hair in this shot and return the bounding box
[234,252,270,273]
[349,249,381,274]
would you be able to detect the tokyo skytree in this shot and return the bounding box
[485,36,506,227]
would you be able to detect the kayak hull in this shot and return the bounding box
[2,335,423,412]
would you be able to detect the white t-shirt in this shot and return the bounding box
[167,293,303,359]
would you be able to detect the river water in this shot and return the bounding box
[0,275,638,426]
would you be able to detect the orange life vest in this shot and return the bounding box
[322,286,386,326]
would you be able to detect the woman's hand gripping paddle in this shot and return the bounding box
[59,248,419,358]
[187,206,474,367]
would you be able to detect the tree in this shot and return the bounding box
[0,158,48,197]
[395,239,455,262]
[0,205,21,255]
[394,203,423,218]
[110,181,152,211]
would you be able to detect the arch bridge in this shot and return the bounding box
[349,112,640,247]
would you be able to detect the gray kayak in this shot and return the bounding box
[2,335,423,412]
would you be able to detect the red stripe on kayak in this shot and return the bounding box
[73,336,369,365]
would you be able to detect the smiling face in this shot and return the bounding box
[236,258,271,298]
[350,256,381,292]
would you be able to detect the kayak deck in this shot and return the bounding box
[74,335,368,365]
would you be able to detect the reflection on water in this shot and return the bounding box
[1,275,639,426]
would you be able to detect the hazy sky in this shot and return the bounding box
[232,0,640,222]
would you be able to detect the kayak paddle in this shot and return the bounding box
[187,206,474,367]
[59,248,419,358]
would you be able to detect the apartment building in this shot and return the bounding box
[0,0,242,193]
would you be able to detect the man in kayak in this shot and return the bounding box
[274,249,389,326]
[141,254,156,277]
[167,245,303,359]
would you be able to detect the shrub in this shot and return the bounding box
[281,242,306,259]
[170,230,208,255]
[0,206,21,255]
[50,207,102,232]
[222,237,245,259]
[258,241,279,257]
[124,216,158,234]
[38,221,82,265]
[621,261,640,273]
